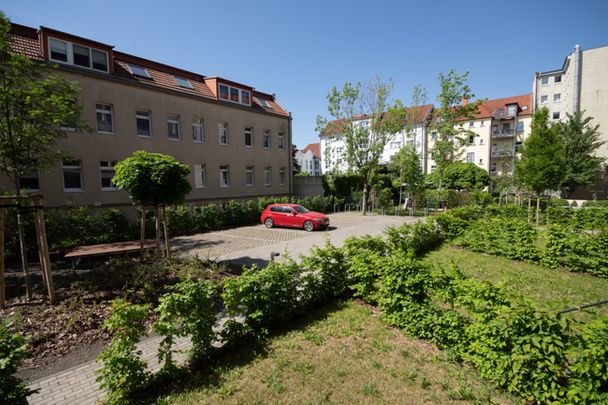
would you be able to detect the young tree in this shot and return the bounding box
[430,69,482,187]
[0,12,83,299]
[516,108,565,223]
[316,77,405,214]
[441,162,490,191]
[113,151,191,257]
[554,111,605,197]
[387,144,424,210]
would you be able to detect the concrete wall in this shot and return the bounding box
[293,176,324,198]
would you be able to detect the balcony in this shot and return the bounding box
[490,170,498,177]
[492,129,515,138]
[491,150,515,158]
[492,108,517,120]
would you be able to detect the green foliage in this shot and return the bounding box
[442,162,490,191]
[0,319,35,404]
[113,151,191,206]
[387,144,425,201]
[342,236,385,301]
[96,300,150,405]
[154,280,217,367]
[322,174,363,198]
[547,206,608,230]
[300,242,349,305]
[386,221,443,257]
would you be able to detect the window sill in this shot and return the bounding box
[64,189,84,193]
[97,131,115,135]
[101,188,119,192]
[168,137,181,141]
[220,185,230,188]
[193,140,205,144]
[138,134,152,139]
[245,145,253,148]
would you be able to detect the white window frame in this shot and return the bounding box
[541,76,549,86]
[218,122,229,145]
[279,167,286,185]
[540,95,548,104]
[553,93,561,102]
[244,127,253,147]
[19,171,40,191]
[245,166,254,186]
[192,119,204,143]
[552,111,560,120]
[278,132,284,150]
[219,165,230,187]
[100,161,118,191]
[96,103,114,134]
[264,167,272,186]
[466,152,475,163]
[168,114,180,140]
[194,163,207,189]
[263,130,271,149]
[218,83,251,106]
[136,110,152,137]
[63,160,83,192]
[47,37,109,73]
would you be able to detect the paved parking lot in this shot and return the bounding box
[172,212,420,267]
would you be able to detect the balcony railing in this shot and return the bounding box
[492,109,517,120]
[491,150,515,158]
[490,170,498,177]
[492,129,515,138]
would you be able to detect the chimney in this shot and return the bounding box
[461,97,468,106]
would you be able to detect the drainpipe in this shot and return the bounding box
[533,72,540,111]
[573,44,582,113]
[288,112,293,202]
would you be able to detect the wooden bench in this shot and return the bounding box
[65,241,157,268]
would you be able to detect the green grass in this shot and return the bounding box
[159,301,516,404]
[424,245,608,321]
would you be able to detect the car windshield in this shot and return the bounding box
[294,205,309,214]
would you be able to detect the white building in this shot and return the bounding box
[295,143,322,176]
[319,105,434,173]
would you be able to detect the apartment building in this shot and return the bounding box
[295,143,322,176]
[5,23,292,207]
[426,94,532,178]
[319,105,434,173]
[533,44,608,159]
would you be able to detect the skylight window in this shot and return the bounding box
[174,76,194,89]
[257,98,271,108]
[127,64,151,79]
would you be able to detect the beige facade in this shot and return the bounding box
[6,24,292,207]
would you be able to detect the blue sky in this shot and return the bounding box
[4,0,608,148]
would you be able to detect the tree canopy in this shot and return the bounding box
[387,144,424,196]
[441,162,490,191]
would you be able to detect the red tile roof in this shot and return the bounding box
[8,23,289,117]
[471,94,532,119]
[301,143,320,158]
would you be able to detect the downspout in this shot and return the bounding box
[288,112,293,202]
[573,44,582,113]
[533,72,540,111]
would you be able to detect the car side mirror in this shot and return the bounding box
[292,211,297,216]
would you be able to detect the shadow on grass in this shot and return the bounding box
[141,300,350,403]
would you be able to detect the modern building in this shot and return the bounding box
[295,143,322,176]
[5,23,292,207]
[426,95,533,179]
[319,105,434,173]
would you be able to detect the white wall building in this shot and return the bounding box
[295,143,322,176]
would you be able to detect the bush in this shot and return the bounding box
[0,319,35,404]
[386,221,443,257]
[96,300,150,405]
[543,225,608,277]
[342,236,386,301]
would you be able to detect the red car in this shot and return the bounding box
[261,204,329,231]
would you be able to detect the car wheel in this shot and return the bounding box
[303,220,314,232]
[264,218,274,228]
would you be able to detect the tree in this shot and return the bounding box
[316,77,405,214]
[291,144,301,175]
[554,111,605,197]
[0,12,83,300]
[387,144,424,210]
[516,108,565,223]
[441,162,490,191]
[113,151,191,257]
[430,69,482,187]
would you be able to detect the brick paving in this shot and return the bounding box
[27,213,419,404]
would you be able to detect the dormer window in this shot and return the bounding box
[218,83,251,106]
[127,64,151,79]
[48,38,108,73]
[174,76,193,89]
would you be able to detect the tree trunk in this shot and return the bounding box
[15,176,32,301]
[162,205,170,258]
[154,205,161,258]
[361,183,369,215]
[536,197,540,226]
[139,206,146,262]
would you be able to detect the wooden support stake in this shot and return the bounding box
[140,206,146,262]
[154,205,161,259]
[162,205,170,258]
[33,198,54,305]
[0,208,5,309]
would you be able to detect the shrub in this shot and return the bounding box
[300,242,349,305]
[385,221,442,257]
[166,205,196,234]
[0,319,35,404]
[543,225,608,277]
[96,300,150,405]
[342,236,386,301]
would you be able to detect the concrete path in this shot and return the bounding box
[27,213,419,404]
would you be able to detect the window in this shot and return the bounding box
[468,135,475,144]
[553,112,560,120]
[516,121,524,132]
[127,64,151,79]
[174,76,193,89]
[48,38,108,72]
[431,131,438,141]
[194,164,206,188]
[479,158,483,165]
[192,119,204,143]
[167,114,180,139]
[466,152,475,163]
[219,165,230,187]
[480,120,485,127]
[480,139,484,145]
[218,84,251,106]
[256,97,271,108]
[325,159,330,169]
[278,133,285,150]
[263,130,271,148]
[390,141,401,150]
[469,121,474,127]
[541,76,549,85]
[264,167,272,185]
[20,171,40,191]
[136,110,151,137]
[245,166,254,186]
[540,95,548,104]
[244,127,253,147]
[507,104,517,117]
[554,93,561,102]
[279,167,286,185]
[63,160,83,191]
[218,122,229,144]
[555,75,562,83]
[492,124,498,134]
[96,104,114,133]
[100,161,117,191]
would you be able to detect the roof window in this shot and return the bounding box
[257,98,272,108]
[174,76,194,89]
[127,64,151,79]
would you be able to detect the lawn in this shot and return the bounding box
[159,301,516,404]
[424,245,608,321]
